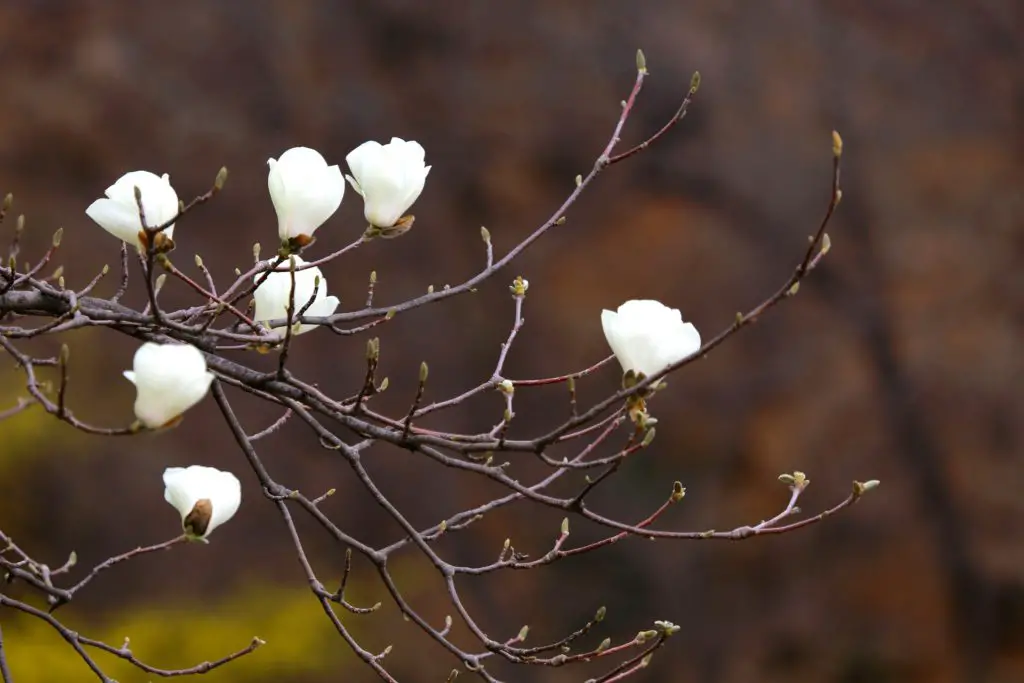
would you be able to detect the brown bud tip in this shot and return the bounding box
[151,231,175,254]
[183,498,213,537]
[381,214,415,239]
[290,233,313,249]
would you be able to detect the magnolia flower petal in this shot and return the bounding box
[296,295,340,334]
[345,141,384,183]
[85,199,146,244]
[163,467,198,516]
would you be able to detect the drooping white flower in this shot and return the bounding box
[601,300,701,378]
[123,342,215,428]
[85,171,179,248]
[163,466,241,540]
[267,147,345,243]
[345,137,430,229]
[253,256,340,335]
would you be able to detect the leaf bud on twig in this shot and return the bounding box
[214,166,229,191]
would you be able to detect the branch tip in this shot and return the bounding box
[635,49,647,74]
[214,166,229,191]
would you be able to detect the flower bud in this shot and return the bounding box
[163,465,241,539]
[345,138,430,229]
[252,256,340,335]
[601,300,701,378]
[123,342,214,428]
[267,147,344,244]
[509,276,529,297]
[86,171,178,249]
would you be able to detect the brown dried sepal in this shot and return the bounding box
[183,498,213,537]
[137,230,176,255]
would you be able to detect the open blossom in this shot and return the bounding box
[123,342,214,429]
[85,171,178,248]
[163,466,241,540]
[268,147,344,244]
[601,299,701,378]
[346,138,430,229]
[253,256,340,334]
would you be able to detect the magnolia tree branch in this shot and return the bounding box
[0,51,877,682]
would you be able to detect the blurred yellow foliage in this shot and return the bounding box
[3,584,366,682]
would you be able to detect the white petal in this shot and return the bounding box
[87,171,178,246]
[253,257,338,335]
[86,199,144,245]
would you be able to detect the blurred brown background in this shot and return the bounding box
[1,1,1021,682]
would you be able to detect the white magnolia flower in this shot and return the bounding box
[85,171,179,248]
[346,137,430,228]
[267,146,345,243]
[163,466,241,540]
[123,342,215,428]
[253,256,340,334]
[601,299,701,378]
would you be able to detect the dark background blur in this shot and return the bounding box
[0,1,1021,682]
